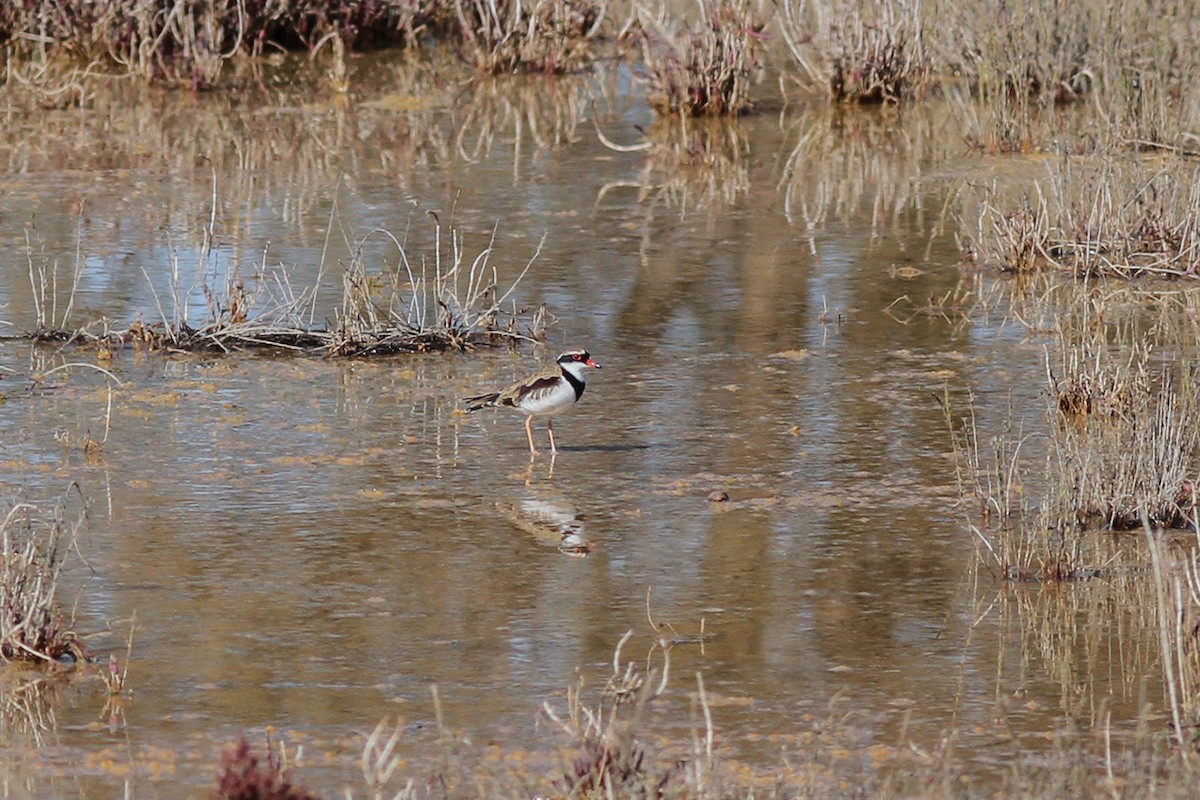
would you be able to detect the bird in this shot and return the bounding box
[463,349,602,455]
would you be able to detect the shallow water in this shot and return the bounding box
[0,53,1171,796]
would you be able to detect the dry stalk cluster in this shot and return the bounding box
[636,0,764,117]
[953,0,1200,152]
[454,0,608,74]
[967,190,1051,274]
[541,630,723,797]
[964,156,1200,278]
[542,632,671,796]
[951,0,1098,106]
[0,493,86,664]
[329,221,547,355]
[950,285,1200,581]
[779,0,929,103]
[25,216,549,356]
[1047,326,1199,532]
[0,0,454,91]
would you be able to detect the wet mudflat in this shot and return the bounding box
[0,55,1181,796]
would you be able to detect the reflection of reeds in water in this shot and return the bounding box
[0,54,608,247]
[1002,547,1157,705]
[778,104,958,241]
[0,671,63,748]
[453,73,595,171]
[596,116,750,213]
[0,56,455,238]
[986,528,1200,751]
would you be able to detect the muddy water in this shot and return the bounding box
[0,55,1163,796]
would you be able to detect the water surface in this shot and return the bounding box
[0,53,1164,797]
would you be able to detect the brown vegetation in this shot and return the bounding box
[949,280,1200,578]
[454,0,608,74]
[21,216,549,357]
[779,0,930,103]
[0,0,451,90]
[635,0,763,117]
[965,156,1200,278]
[0,491,87,664]
[213,736,319,800]
[210,627,1200,798]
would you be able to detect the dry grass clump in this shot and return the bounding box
[0,0,454,90]
[965,190,1052,274]
[22,215,550,357]
[0,492,87,664]
[779,0,930,103]
[949,281,1199,581]
[454,0,608,74]
[327,219,550,355]
[949,0,1099,107]
[636,0,765,117]
[943,0,1200,152]
[541,631,685,796]
[963,154,1200,278]
[1047,326,1198,532]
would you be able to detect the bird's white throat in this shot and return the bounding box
[560,360,592,384]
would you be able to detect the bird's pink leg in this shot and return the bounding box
[525,416,539,455]
[547,419,558,454]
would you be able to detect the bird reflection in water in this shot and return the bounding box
[499,493,595,557]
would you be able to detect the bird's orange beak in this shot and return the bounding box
[586,358,602,368]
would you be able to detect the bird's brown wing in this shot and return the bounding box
[498,369,560,408]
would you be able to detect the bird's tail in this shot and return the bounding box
[463,392,501,411]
